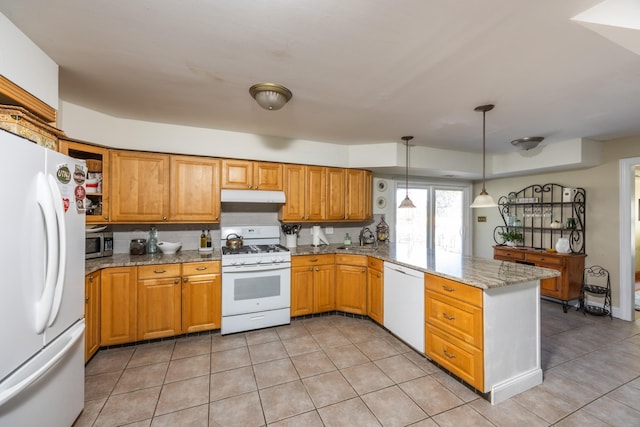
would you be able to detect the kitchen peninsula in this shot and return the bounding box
[87,244,559,404]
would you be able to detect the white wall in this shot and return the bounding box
[0,13,58,109]
[473,136,640,310]
[636,171,640,272]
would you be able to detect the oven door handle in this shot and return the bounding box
[222,263,291,273]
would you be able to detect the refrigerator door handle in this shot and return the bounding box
[46,174,67,327]
[34,172,59,334]
[0,320,84,407]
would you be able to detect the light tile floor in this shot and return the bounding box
[74,300,640,427]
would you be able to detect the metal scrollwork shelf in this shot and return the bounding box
[493,183,586,254]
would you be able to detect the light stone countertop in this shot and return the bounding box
[86,243,559,290]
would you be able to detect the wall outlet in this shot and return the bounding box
[325,226,334,234]
[477,216,487,222]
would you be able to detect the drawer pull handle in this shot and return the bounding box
[310,258,319,262]
[443,349,456,359]
[443,313,456,321]
[377,273,381,278]
[153,269,167,274]
[196,266,208,271]
[442,286,455,292]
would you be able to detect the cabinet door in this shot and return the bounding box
[138,277,182,340]
[306,166,326,221]
[291,266,314,316]
[281,165,307,221]
[363,171,373,220]
[367,267,383,324]
[540,267,563,298]
[314,264,336,313]
[110,151,170,222]
[221,159,252,189]
[59,140,110,223]
[326,168,346,221]
[182,273,221,333]
[170,155,220,222]
[345,169,366,220]
[253,162,283,191]
[85,272,101,362]
[335,264,367,314]
[101,267,137,346]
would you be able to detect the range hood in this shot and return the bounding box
[220,189,286,203]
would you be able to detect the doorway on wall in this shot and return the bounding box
[619,157,640,321]
[395,183,472,266]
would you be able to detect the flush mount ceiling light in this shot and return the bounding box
[249,83,292,111]
[470,104,498,209]
[398,136,416,209]
[511,136,544,150]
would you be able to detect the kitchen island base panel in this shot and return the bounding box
[483,280,541,404]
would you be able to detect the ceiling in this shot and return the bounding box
[1,0,640,155]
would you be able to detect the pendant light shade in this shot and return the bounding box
[399,136,416,208]
[471,104,498,209]
[249,83,292,110]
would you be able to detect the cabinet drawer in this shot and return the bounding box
[493,248,525,261]
[335,254,367,266]
[425,327,483,391]
[425,274,482,307]
[425,291,483,349]
[138,264,181,280]
[367,257,383,271]
[182,261,220,276]
[292,254,335,267]
[525,253,563,266]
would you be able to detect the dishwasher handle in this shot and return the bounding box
[384,264,423,279]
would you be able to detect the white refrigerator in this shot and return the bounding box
[0,131,85,426]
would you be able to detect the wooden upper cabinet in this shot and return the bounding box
[281,164,307,221]
[326,168,346,221]
[306,166,327,221]
[110,151,170,222]
[221,159,252,189]
[221,159,282,190]
[280,165,325,221]
[345,169,372,221]
[253,161,283,190]
[170,155,220,222]
[59,140,110,223]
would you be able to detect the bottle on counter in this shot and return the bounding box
[147,226,158,254]
[206,229,212,248]
[200,230,206,249]
[344,233,351,246]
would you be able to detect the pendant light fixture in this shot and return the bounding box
[398,136,416,208]
[470,104,498,208]
[249,83,293,110]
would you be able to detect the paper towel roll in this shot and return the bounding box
[312,225,328,246]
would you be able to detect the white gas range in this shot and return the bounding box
[220,225,291,334]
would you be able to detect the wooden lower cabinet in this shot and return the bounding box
[335,254,367,315]
[366,257,383,324]
[493,246,586,309]
[291,255,335,316]
[85,272,101,362]
[182,261,221,333]
[101,267,137,346]
[424,274,484,390]
[137,264,182,340]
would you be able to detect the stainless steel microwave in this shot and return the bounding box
[86,231,113,259]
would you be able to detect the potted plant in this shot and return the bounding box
[499,230,524,247]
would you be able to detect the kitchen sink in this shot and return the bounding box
[336,245,378,252]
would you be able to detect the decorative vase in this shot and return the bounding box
[555,237,571,253]
[506,241,517,247]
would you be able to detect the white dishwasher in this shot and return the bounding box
[383,262,425,352]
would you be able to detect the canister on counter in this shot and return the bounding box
[130,238,147,255]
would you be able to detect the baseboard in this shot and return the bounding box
[490,368,543,404]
